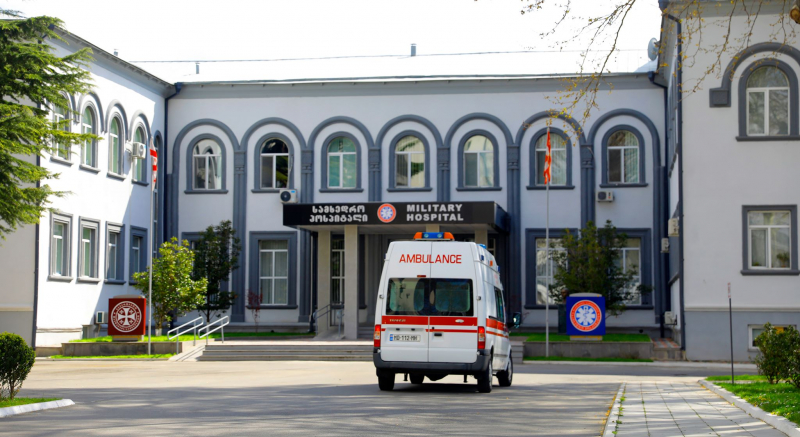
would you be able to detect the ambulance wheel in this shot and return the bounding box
[378,374,395,391]
[477,360,493,393]
[497,356,513,387]
[410,374,424,385]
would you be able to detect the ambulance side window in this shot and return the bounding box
[386,278,426,315]
[494,287,505,323]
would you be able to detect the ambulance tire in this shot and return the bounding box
[410,374,424,385]
[497,356,513,387]
[477,359,493,393]
[378,374,395,391]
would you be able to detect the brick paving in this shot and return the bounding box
[610,381,787,437]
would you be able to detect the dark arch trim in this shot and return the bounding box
[515,111,587,146]
[240,117,307,152]
[184,133,229,193]
[736,59,799,138]
[103,100,128,135]
[76,92,105,130]
[319,131,364,192]
[710,42,800,107]
[455,129,502,191]
[443,113,513,201]
[527,127,574,189]
[600,125,648,186]
[128,110,152,141]
[387,130,432,192]
[252,132,296,191]
[306,116,374,202]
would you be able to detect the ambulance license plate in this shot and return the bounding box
[390,334,421,342]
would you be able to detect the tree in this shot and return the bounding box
[518,0,800,134]
[0,13,98,238]
[192,220,241,323]
[549,221,650,316]
[247,290,262,333]
[132,237,207,332]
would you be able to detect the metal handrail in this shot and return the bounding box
[311,304,344,337]
[167,317,204,354]
[199,316,229,345]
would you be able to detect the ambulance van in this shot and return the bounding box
[372,232,521,393]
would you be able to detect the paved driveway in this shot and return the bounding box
[0,361,771,436]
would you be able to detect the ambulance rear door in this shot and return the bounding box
[427,242,479,364]
[380,241,432,362]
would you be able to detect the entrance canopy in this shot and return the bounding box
[283,201,508,234]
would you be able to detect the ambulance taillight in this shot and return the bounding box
[374,325,382,348]
[477,326,486,350]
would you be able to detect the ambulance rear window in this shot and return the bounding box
[386,278,473,316]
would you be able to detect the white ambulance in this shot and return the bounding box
[372,232,521,393]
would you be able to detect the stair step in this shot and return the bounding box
[197,354,372,361]
[202,350,371,356]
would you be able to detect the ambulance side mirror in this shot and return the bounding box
[511,312,522,329]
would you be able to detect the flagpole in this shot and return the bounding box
[147,142,155,356]
[545,126,550,358]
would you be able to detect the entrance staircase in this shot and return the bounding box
[653,338,684,361]
[195,340,373,361]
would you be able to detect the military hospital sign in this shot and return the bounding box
[283,201,504,229]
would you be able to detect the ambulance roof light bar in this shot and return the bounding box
[414,232,454,241]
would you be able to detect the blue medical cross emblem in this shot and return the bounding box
[575,304,597,327]
[379,206,394,221]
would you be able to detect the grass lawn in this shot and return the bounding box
[515,333,652,343]
[715,382,800,425]
[707,375,770,382]
[69,331,313,343]
[523,356,653,363]
[51,354,173,359]
[0,397,61,408]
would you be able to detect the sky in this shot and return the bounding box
[4,0,664,81]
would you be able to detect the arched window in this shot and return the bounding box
[394,135,425,188]
[81,107,96,167]
[109,118,122,175]
[133,127,146,182]
[193,139,222,190]
[607,130,639,184]
[463,134,494,188]
[327,137,356,189]
[53,104,70,160]
[535,132,567,186]
[747,66,790,136]
[260,138,289,189]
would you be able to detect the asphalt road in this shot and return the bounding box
[2,361,745,436]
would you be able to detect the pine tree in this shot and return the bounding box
[0,12,98,238]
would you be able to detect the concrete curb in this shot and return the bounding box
[700,380,800,436]
[602,382,625,437]
[0,399,74,418]
[523,360,758,370]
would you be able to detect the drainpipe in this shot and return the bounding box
[163,83,183,239]
[31,153,41,348]
[649,70,668,340]
[666,13,686,352]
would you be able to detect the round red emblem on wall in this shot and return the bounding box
[111,301,143,333]
[377,203,396,223]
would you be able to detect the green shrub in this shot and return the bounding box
[0,332,36,400]
[753,323,797,384]
[786,326,800,389]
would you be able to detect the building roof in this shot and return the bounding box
[130,50,654,85]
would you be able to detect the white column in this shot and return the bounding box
[316,231,331,335]
[344,225,359,339]
[426,224,440,233]
[474,229,488,246]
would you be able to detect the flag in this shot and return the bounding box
[150,137,158,188]
[543,127,552,185]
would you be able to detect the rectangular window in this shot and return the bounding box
[130,227,148,283]
[331,237,345,306]
[749,324,796,349]
[50,213,72,278]
[107,231,119,279]
[134,153,145,182]
[615,239,642,304]
[78,219,100,279]
[493,287,505,323]
[748,211,792,269]
[535,238,564,305]
[259,239,289,305]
